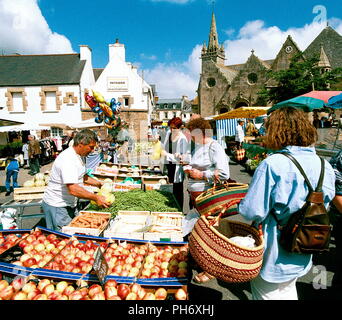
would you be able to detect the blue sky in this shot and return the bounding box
[0,0,341,99]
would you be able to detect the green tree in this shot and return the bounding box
[258,53,342,104]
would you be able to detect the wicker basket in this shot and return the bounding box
[189,214,264,283]
[195,182,249,217]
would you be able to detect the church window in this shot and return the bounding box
[247,73,258,85]
[207,77,216,87]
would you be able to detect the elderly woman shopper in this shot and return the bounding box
[238,107,335,300]
[161,117,190,211]
[186,117,230,283]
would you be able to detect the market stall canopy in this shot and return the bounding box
[39,123,74,130]
[0,123,50,132]
[267,96,327,114]
[70,119,105,129]
[327,93,342,109]
[213,106,270,120]
[300,90,342,103]
[0,118,24,127]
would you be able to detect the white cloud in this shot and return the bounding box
[140,53,158,60]
[225,19,342,65]
[0,0,73,55]
[144,45,201,99]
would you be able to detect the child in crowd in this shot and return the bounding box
[5,152,20,196]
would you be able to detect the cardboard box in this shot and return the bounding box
[104,211,150,239]
[62,211,111,236]
[144,212,184,242]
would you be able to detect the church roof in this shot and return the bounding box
[218,65,238,83]
[303,26,342,69]
[0,54,85,87]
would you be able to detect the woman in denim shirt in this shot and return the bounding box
[239,107,336,300]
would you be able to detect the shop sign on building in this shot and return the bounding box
[107,77,128,91]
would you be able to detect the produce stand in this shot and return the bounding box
[0,226,189,300]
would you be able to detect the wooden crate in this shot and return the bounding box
[61,211,111,236]
[144,212,184,242]
[13,186,46,200]
[104,211,150,239]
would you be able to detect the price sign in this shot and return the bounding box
[93,247,109,285]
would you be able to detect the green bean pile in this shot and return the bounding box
[86,189,180,217]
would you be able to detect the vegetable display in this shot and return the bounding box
[86,189,180,216]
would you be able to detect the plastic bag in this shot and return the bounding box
[0,208,18,229]
[229,234,256,248]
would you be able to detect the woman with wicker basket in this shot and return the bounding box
[186,117,230,283]
[238,107,336,300]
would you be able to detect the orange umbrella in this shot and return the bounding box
[300,90,342,103]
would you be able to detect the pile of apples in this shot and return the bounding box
[44,239,106,274]
[11,230,68,269]
[139,244,189,279]
[0,278,188,300]
[105,242,147,277]
[0,233,30,255]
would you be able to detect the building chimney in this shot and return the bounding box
[79,45,92,62]
[109,38,125,62]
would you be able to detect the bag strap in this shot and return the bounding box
[275,152,325,192]
[271,152,325,226]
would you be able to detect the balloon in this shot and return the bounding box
[94,116,103,124]
[84,93,97,108]
[92,106,101,113]
[92,90,105,103]
[99,102,114,119]
[104,117,112,125]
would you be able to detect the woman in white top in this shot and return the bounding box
[185,117,230,284]
[161,117,190,211]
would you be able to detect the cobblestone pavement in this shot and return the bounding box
[0,155,341,300]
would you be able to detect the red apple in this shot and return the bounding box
[92,292,105,300]
[63,285,75,296]
[125,292,137,300]
[11,277,26,291]
[175,288,187,300]
[130,283,141,294]
[56,281,68,293]
[0,285,14,300]
[69,290,83,300]
[88,284,103,298]
[27,288,41,300]
[21,282,37,294]
[104,280,117,288]
[137,288,147,300]
[155,287,167,300]
[37,279,51,292]
[43,284,55,296]
[11,291,28,300]
[104,286,118,299]
[33,294,48,300]
[117,284,130,300]
[143,292,156,300]
[0,280,9,291]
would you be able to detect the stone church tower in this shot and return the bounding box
[197,14,342,118]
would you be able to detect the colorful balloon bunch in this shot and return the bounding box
[84,90,122,129]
